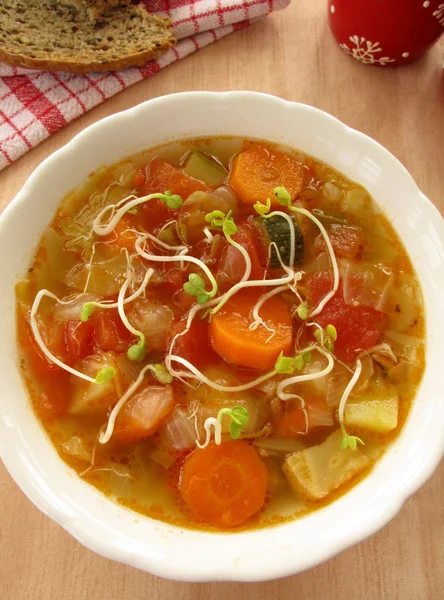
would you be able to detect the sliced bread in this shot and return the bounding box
[61,1,133,23]
[0,1,175,74]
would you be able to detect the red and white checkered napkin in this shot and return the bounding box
[0,0,290,172]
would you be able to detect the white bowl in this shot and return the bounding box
[1,92,444,582]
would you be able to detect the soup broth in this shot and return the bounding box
[16,138,425,531]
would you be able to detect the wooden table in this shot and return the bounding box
[1,2,444,598]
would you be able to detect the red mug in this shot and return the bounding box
[328,0,444,67]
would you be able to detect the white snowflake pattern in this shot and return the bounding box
[433,4,444,25]
[339,36,395,66]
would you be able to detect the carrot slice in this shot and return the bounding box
[113,385,174,444]
[144,158,210,200]
[229,144,303,207]
[180,440,268,528]
[209,288,293,371]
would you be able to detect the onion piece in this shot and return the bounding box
[127,300,174,352]
[60,436,92,462]
[326,365,350,407]
[53,293,101,321]
[340,259,392,311]
[149,446,175,469]
[160,406,200,452]
[306,399,334,427]
[384,330,422,347]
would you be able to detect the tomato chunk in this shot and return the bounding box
[307,272,386,362]
[64,320,94,363]
[167,316,212,368]
[144,158,210,200]
[314,225,365,260]
[92,310,132,353]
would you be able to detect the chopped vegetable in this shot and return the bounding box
[274,396,334,437]
[180,440,268,527]
[144,157,210,200]
[127,300,174,352]
[209,288,293,371]
[344,396,398,433]
[160,405,201,452]
[113,385,174,444]
[149,446,175,469]
[183,152,227,187]
[307,272,386,362]
[216,222,263,289]
[253,437,306,456]
[69,352,119,415]
[167,316,212,368]
[254,214,304,268]
[92,310,133,353]
[177,190,238,244]
[65,245,129,296]
[314,225,365,260]
[59,436,92,462]
[340,260,392,312]
[283,430,369,500]
[229,145,303,207]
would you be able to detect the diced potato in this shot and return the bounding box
[345,396,398,433]
[69,353,119,415]
[283,430,369,500]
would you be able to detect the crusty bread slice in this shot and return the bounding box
[61,0,133,23]
[0,1,175,74]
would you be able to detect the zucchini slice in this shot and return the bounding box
[254,214,304,268]
[183,152,227,187]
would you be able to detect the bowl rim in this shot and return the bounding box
[1,91,444,582]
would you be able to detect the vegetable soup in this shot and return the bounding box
[16,138,425,531]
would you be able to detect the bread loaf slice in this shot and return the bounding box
[0,1,175,74]
[61,0,132,23]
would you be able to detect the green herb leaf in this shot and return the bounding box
[217,406,249,440]
[151,363,173,384]
[296,302,309,320]
[253,197,271,216]
[274,351,294,374]
[222,215,238,237]
[80,303,94,322]
[314,324,337,352]
[127,339,146,362]
[166,194,183,209]
[303,351,312,364]
[205,209,238,237]
[340,435,349,451]
[326,324,337,341]
[95,367,115,384]
[274,186,292,207]
[314,328,323,345]
[340,434,365,451]
[164,190,173,197]
[205,210,225,228]
[183,273,211,303]
[293,355,304,371]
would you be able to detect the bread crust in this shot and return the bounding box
[0,4,175,74]
[0,38,175,74]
